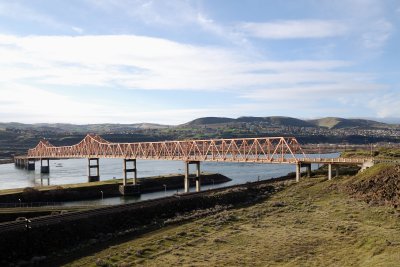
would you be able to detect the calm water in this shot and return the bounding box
[0,153,338,205]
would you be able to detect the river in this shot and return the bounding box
[0,153,339,205]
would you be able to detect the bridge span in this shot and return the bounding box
[14,134,373,195]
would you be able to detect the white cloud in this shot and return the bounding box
[0,84,104,123]
[0,33,389,123]
[239,20,348,39]
[0,34,361,91]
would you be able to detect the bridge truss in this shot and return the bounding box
[26,134,306,163]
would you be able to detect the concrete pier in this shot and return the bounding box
[40,158,50,174]
[184,161,201,192]
[119,158,140,196]
[26,159,35,170]
[328,164,332,180]
[195,161,201,192]
[295,163,301,182]
[119,184,140,195]
[184,161,190,193]
[88,158,100,182]
[361,159,374,172]
[123,159,137,185]
[305,164,312,178]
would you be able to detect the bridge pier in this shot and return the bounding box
[184,161,201,193]
[88,158,100,182]
[195,161,201,192]
[119,159,140,196]
[14,158,21,168]
[40,158,50,174]
[335,166,339,177]
[123,159,137,185]
[304,164,312,178]
[296,163,301,182]
[26,158,35,170]
[360,159,374,172]
[328,164,332,180]
[17,159,25,168]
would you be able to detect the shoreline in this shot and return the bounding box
[0,173,231,203]
[0,159,13,165]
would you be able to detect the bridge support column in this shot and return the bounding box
[296,163,301,182]
[335,166,339,177]
[88,158,100,182]
[27,158,35,171]
[184,161,190,193]
[40,158,50,173]
[120,159,140,196]
[14,158,21,168]
[328,164,332,180]
[123,159,137,185]
[184,161,201,193]
[304,164,312,178]
[195,161,201,192]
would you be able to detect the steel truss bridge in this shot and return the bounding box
[14,134,373,193]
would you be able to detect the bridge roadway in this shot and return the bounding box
[14,134,373,194]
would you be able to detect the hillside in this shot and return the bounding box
[183,117,236,126]
[0,117,399,159]
[308,117,390,129]
[63,164,400,267]
[184,116,314,127]
[0,117,397,132]
[183,116,396,129]
[0,122,170,133]
[345,163,400,206]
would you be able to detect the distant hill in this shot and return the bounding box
[308,117,390,129]
[184,117,236,126]
[182,116,398,129]
[0,122,170,133]
[0,116,398,134]
[184,116,313,127]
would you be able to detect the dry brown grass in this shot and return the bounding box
[63,174,400,267]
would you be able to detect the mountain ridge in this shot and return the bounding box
[183,116,398,129]
[0,116,399,133]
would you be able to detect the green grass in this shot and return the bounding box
[62,172,400,267]
[341,148,400,159]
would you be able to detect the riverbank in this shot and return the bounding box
[0,173,231,203]
[61,163,400,267]
[0,158,13,165]
[0,176,278,265]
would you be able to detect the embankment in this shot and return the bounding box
[0,179,278,265]
[0,173,230,203]
[344,163,400,207]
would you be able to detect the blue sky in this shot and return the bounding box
[0,0,399,124]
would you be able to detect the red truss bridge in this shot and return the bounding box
[14,134,374,194]
[26,134,306,163]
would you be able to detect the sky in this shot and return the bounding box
[0,0,399,125]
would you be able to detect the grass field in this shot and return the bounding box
[62,167,400,267]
